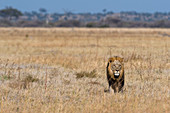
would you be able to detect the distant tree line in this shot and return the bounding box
[0,7,170,28]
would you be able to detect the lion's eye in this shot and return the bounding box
[112,65,116,69]
[118,65,121,69]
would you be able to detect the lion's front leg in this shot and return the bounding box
[104,84,111,92]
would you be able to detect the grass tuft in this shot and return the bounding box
[22,75,39,83]
[76,69,97,78]
[0,75,11,80]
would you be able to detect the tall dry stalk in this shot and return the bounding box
[17,67,21,80]
[164,38,169,63]
[45,67,48,90]
[4,59,9,76]
[96,37,99,59]
[0,97,3,113]
[147,53,152,76]
[109,47,112,57]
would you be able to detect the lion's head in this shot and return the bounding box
[107,56,124,80]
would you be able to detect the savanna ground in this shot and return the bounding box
[0,28,169,113]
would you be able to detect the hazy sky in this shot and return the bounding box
[0,0,170,13]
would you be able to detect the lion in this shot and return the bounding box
[104,56,124,93]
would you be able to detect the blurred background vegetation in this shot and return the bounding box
[0,7,170,27]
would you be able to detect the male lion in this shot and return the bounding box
[105,56,124,93]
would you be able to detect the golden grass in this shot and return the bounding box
[0,28,169,113]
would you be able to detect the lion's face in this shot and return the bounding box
[107,56,124,80]
[110,60,122,78]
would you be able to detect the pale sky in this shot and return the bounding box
[0,0,170,13]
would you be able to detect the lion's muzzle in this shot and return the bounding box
[114,70,120,78]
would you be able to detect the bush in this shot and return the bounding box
[55,20,82,27]
[86,22,96,27]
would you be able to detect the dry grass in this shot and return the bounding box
[0,28,169,113]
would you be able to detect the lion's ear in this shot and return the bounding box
[118,55,124,61]
[108,58,113,63]
[117,57,124,62]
